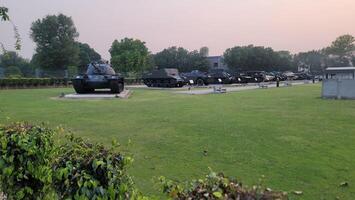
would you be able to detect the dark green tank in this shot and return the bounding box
[142,68,185,88]
[72,61,124,94]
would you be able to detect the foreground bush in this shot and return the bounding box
[52,135,143,199]
[0,122,56,199]
[0,122,288,200]
[160,172,288,200]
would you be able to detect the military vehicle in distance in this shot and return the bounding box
[243,71,267,83]
[142,68,185,88]
[181,69,235,85]
[293,72,314,80]
[233,72,248,83]
[72,61,124,94]
[180,70,210,86]
[207,69,235,84]
[273,72,288,81]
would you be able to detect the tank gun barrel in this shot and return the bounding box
[91,62,103,74]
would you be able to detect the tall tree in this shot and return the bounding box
[77,42,101,70]
[293,50,325,74]
[30,14,79,70]
[325,34,354,58]
[274,51,296,71]
[324,34,355,66]
[223,45,287,71]
[154,46,209,72]
[109,38,150,73]
[0,51,31,77]
[0,51,28,67]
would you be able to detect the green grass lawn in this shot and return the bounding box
[0,84,354,199]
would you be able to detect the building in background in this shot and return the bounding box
[207,56,228,70]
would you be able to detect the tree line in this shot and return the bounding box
[1,12,354,78]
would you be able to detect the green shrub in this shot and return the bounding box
[0,78,68,88]
[52,135,143,200]
[159,172,288,200]
[0,122,56,199]
[67,66,78,78]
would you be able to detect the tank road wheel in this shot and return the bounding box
[196,78,204,86]
[110,80,124,94]
[176,82,184,88]
[145,80,152,87]
[73,79,88,94]
[118,82,124,93]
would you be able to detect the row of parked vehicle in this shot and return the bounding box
[142,68,315,88]
[71,62,315,93]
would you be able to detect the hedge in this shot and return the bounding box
[0,78,143,89]
[0,123,288,200]
[0,78,69,89]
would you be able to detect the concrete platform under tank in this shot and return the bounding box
[61,90,131,99]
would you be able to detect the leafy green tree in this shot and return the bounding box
[109,38,150,74]
[223,45,286,71]
[325,34,354,58]
[77,42,101,71]
[0,51,31,76]
[293,50,325,73]
[274,51,296,71]
[154,46,209,72]
[294,50,326,73]
[324,34,355,66]
[30,14,79,70]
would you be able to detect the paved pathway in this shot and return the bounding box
[174,81,313,95]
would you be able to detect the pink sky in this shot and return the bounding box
[0,0,354,59]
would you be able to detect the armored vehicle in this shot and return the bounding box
[142,68,185,88]
[72,62,124,94]
[273,72,287,81]
[233,72,248,83]
[264,72,276,82]
[180,70,210,86]
[283,71,296,80]
[293,72,314,80]
[207,69,235,84]
[243,71,266,83]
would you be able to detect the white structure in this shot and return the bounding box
[322,67,355,99]
[206,56,228,70]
